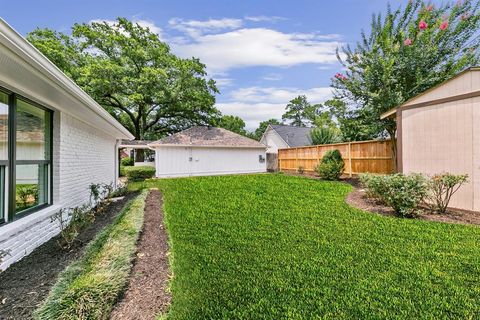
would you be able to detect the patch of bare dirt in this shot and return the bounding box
[110,189,171,320]
[0,193,137,320]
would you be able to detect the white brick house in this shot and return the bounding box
[0,19,134,270]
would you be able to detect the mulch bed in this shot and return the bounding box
[0,193,137,320]
[285,172,480,226]
[110,189,171,320]
[345,182,480,226]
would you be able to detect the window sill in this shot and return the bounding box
[0,204,61,242]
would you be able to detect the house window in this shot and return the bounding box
[0,88,53,224]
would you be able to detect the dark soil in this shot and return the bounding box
[110,189,171,320]
[0,193,137,320]
[346,183,480,226]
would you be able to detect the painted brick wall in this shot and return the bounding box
[0,111,118,270]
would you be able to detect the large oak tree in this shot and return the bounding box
[27,18,220,141]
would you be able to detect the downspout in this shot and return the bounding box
[114,139,121,189]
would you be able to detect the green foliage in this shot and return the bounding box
[16,184,39,210]
[332,0,480,142]
[316,150,345,180]
[35,190,147,320]
[282,95,321,127]
[124,166,156,182]
[310,127,339,145]
[153,174,480,318]
[360,173,429,217]
[27,18,220,140]
[253,118,280,140]
[121,156,134,166]
[51,204,94,249]
[217,115,247,136]
[427,173,469,214]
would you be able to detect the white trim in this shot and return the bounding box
[149,143,266,149]
[0,19,134,140]
[0,205,61,242]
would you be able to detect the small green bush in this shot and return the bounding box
[121,156,134,166]
[316,149,344,180]
[360,173,429,217]
[124,166,156,182]
[427,173,469,214]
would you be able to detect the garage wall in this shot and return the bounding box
[155,147,266,178]
[261,128,288,154]
[401,98,476,211]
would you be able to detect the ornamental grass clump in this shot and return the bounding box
[316,149,344,180]
[360,173,429,217]
[427,173,469,214]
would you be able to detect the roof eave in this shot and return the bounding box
[0,19,134,140]
[380,108,398,119]
[148,143,266,149]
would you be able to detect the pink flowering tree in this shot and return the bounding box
[330,0,480,168]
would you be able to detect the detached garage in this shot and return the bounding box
[149,126,267,178]
[382,67,480,211]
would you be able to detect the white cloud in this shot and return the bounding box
[244,15,287,23]
[214,78,234,87]
[217,86,333,130]
[172,28,341,73]
[262,73,283,81]
[168,18,243,38]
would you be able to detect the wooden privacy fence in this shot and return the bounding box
[278,139,395,176]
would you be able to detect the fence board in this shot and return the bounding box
[278,140,394,175]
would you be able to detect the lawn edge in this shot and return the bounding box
[34,190,149,320]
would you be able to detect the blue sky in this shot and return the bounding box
[2,0,443,130]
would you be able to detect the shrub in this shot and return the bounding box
[360,173,429,217]
[124,166,156,182]
[427,173,469,214]
[316,149,344,180]
[16,184,38,209]
[121,156,134,166]
[51,204,94,249]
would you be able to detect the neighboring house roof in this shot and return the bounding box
[149,126,266,149]
[0,19,134,140]
[269,125,313,147]
[119,139,154,149]
[381,66,480,119]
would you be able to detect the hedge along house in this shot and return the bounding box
[381,67,480,212]
[0,19,134,270]
[149,126,267,178]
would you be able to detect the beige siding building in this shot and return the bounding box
[382,67,480,211]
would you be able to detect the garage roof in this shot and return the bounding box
[149,126,266,148]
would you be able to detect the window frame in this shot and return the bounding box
[0,86,54,225]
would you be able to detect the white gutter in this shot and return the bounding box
[0,18,134,140]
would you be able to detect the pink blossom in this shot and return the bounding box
[456,0,463,7]
[461,13,470,21]
[440,21,449,30]
[404,38,413,46]
[335,73,347,81]
[425,5,434,12]
[419,20,428,30]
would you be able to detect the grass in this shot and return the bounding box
[34,190,148,320]
[147,174,480,319]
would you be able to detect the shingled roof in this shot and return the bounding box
[149,126,266,148]
[269,125,313,147]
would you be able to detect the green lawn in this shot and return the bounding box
[152,174,480,319]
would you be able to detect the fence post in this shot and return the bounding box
[348,142,353,178]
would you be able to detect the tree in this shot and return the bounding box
[331,0,480,166]
[282,95,320,127]
[217,115,247,135]
[253,119,280,140]
[27,18,221,143]
[310,127,339,145]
